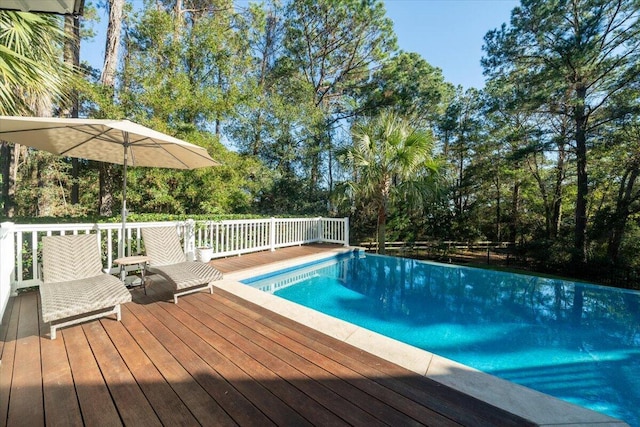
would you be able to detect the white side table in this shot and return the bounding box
[114,255,151,293]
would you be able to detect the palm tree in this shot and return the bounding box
[340,110,441,254]
[1,10,72,216]
[0,10,72,115]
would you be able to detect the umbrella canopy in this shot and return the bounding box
[0,116,217,169]
[0,0,84,15]
[0,116,220,256]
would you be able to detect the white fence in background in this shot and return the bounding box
[0,217,349,322]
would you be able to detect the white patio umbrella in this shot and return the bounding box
[0,116,220,256]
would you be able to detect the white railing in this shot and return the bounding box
[0,216,349,320]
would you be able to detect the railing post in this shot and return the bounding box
[185,219,196,261]
[0,222,16,324]
[343,217,350,247]
[317,217,323,243]
[269,217,276,252]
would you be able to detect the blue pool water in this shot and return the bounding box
[242,252,640,425]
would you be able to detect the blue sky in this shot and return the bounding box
[384,0,518,88]
[82,0,519,89]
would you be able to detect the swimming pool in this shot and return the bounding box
[242,252,640,425]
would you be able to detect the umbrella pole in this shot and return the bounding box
[120,134,129,259]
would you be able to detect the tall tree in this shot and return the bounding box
[438,87,484,232]
[283,0,396,195]
[339,110,440,254]
[483,0,640,264]
[62,15,81,204]
[98,0,125,216]
[0,11,72,217]
[361,51,453,125]
[596,113,640,264]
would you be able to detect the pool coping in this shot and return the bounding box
[213,246,629,427]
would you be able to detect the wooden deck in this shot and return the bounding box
[0,244,533,426]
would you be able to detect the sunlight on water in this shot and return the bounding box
[244,253,640,425]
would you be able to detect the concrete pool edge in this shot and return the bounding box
[215,247,628,427]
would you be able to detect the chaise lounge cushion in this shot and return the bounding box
[41,274,132,323]
[147,261,223,291]
[141,226,223,302]
[40,234,132,333]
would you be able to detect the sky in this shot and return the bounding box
[82,0,519,89]
[383,0,518,88]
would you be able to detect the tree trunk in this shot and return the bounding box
[510,181,520,244]
[36,155,50,216]
[99,164,116,216]
[551,143,566,239]
[328,148,334,212]
[377,178,391,255]
[607,165,640,264]
[455,144,464,217]
[63,15,81,204]
[98,0,124,216]
[574,85,589,265]
[377,204,386,255]
[495,173,501,241]
[0,142,16,217]
[528,153,551,238]
[100,0,124,88]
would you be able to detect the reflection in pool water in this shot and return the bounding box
[244,253,640,425]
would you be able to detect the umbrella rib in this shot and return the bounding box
[130,137,213,168]
[0,123,126,156]
[59,126,123,156]
[0,124,79,137]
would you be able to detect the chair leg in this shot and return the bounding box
[50,325,57,340]
[115,305,122,321]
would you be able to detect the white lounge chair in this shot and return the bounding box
[141,227,223,303]
[40,234,132,339]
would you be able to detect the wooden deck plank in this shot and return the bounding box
[196,291,460,427]
[7,292,44,426]
[118,305,236,426]
[40,316,84,427]
[209,244,340,274]
[62,326,123,427]
[216,288,534,427]
[82,321,162,426]
[0,297,19,426]
[1,244,546,427]
[164,297,352,427]
[141,295,312,427]
[124,300,274,426]
[99,317,200,426]
[184,293,424,427]
[0,296,14,366]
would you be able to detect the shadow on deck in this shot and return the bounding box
[0,244,543,426]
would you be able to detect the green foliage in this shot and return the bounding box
[338,110,442,252]
[483,0,640,263]
[1,212,267,224]
[0,10,74,115]
[5,0,640,283]
[360,51,454,125]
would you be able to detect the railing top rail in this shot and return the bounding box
[274,217,321,222]
[213,218,273,225]
[12,223,100,232]
[7,217,341,231]
[10,221,185,232]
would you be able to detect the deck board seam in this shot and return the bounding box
[197,290,459,426]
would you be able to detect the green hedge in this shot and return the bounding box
[0,213,332,224]
[1,213,270,224]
